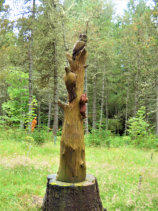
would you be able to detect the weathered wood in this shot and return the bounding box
[42,174,105,211]
[57,48,87,183]
[43,36,105,211]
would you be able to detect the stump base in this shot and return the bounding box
[42,174,105,211]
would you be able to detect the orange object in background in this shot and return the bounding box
[31,117,37,132]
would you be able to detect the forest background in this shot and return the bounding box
[0,0,158,148]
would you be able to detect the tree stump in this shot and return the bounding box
[43,35,105,210]
[42,174,104,211]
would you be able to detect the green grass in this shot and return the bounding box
[0,129,158,210]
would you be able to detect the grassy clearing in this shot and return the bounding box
[0,130,158,210]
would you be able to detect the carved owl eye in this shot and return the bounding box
[83,35,87,39]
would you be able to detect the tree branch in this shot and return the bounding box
[58,100,68,110]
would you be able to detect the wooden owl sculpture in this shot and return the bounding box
[72,34,87,60]
[64,67,77,103]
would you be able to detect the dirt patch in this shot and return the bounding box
[0,154,57,170]
[87,161,116,170]
[32,195,43,208]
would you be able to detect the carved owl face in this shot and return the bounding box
[79,34,87,43]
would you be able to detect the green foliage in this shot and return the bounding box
[128,106,149,140]
[108,118,123,133]
[31,129,48,145]
[57,127,62,136]
[133,134,158,149]
[0,127,53,146]
[85,129,132,148]
[1,67,29,126]
[25,98,38,126]
[0,0,158,137]
[85,129,112,147]
[85,126,157,149]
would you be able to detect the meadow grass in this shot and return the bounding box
[0,129,158,210]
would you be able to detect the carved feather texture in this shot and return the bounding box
[72,40,86,60]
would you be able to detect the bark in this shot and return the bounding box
[156,77,158,135]
[57,48,87,183]
[20,91,24,129]
[47,100,52,129]
[28,42,33,131]
[92,75,97,130]
[28,0,35,132]
[52,41,58,136]
[134,71,139,116]
[134,29,141,116]
[125,84,129,135]
[84,67,89,134]
[38,102,41,126]
[42,174,105,211]
[99,75,105,128]
[105,80,108,130]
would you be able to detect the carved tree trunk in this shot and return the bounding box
[84,67,89,134]
[43,37,105,211]
[57,49,87,183]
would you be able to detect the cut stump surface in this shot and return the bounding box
[42,174,105,211]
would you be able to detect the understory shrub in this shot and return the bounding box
[85,129,112,146]
[132,134,158,149]
[85,129,130,147]
[1,127,157,149]
[127,106,149,141]
[0,127,52,145]
[0,128,26,141]
[31,127,53,144]
[85,128,157,149]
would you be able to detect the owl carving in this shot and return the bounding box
[72,34,87,60]
[64,67,77,103]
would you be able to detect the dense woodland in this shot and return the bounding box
[0,0,158,138]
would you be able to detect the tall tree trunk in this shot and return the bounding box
[156,77,158,136]
[134,70,139,116]
[20,91,24,129]
[84,67,88,134]
[47,100,52,129]
[28,0,35,132]
[104,78,109,130]
[92,75,97,130]
[99,75,105,128]
[134,29,141,116]
[52,41,58,138]
[38,102,41,127]
[105,79,108,130]
[28,42,33,131]
[125,86,129,135]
